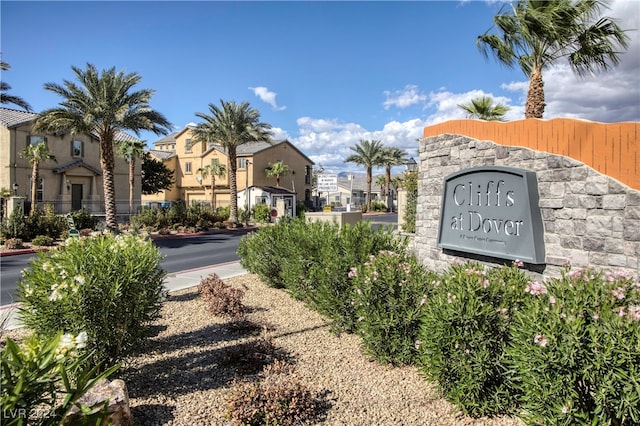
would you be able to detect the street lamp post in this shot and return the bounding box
[405,157,418,172]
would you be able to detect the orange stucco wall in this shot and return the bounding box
[423,119,640,190]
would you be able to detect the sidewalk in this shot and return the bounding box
[1,261,248,330]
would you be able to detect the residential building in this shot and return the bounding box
[142,126,315,210]
[315,175,388,210]
[0,107,141,215]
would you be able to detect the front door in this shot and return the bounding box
[71,184,83,211]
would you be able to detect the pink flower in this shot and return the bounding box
[526,281,548,296]
[611,286,627,300]
[628,305,640,320]
[348,267,358,278]
[512,259,524,268]
[534,334,548,347]
[549,296,556,306]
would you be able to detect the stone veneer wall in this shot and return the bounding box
[414,133,640,279]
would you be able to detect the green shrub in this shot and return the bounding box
[70,209,99,230]
[369,200,387,212]
[217,205,231,221]
[20,205,66,241]
[0,207,26,240]
[252,203,271,224]
[17,233,166,367]
[31,235,54,246]
[1,331,119,426]
[238,218,406,332]
[416,261,529,417]
[351,250,437,365]
[506,267,640,425]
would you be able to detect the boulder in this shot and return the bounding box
[64,379,131,426]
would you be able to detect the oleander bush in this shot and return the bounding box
[506,267,640,425]
[198,273,246,318]
[416,261,530,417]
[1,331,119,426]
[238,218,406,332]
[351,250,438,365]
[16,233,166,367]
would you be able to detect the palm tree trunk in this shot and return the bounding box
[525,67,545,119]
[211,176,216,211]
[366,167,372,211]
[228,152,238,224]
[385,165,391,197]
[129,159,135,215]
[101,139,118,231]
[30,161,39,215]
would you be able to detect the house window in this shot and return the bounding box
[305,165,311,184]
[28,135,47,146]
[71,140,84,158]
[29,177,44,202]
[185,162,192,174]
[185,139,192,153]
[211,158,219,166]
[238,158,249,169]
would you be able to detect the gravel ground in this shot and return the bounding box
[115,274,524,426]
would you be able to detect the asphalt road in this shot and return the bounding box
[0,231,248,306]
[0,213,398,306]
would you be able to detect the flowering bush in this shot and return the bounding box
[350,250,437,365]
[416,261,530,417]
[17,233,166,367]
[1,331,118,426]
[238,218,406,332]
[506,267,640,425]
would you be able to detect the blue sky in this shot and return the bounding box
[2,1,639,174]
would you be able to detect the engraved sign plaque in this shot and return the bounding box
[437,166,545,264]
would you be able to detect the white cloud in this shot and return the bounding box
[288,0,639,174]
[249,86,287,111]
[383,84,427,110]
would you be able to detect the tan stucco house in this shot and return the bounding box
[142,126,315,209]
[1,107,141,215]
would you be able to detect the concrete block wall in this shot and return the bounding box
[415,133,640,279]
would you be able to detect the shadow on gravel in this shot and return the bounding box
[121,334,291,399]
[166,291,200,303]
[129,403,175,426]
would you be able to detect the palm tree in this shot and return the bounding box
[197,162,227,209]
[20,141,55,215]
[266,161,290,187]
[345,139,385,211]
[116,139,146,215]
[458,96,510,121]
[191,100,273,225]
[478,0,629,118]
[33,63,171,230]
[381,147,408,211]
[1,60,32,111]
